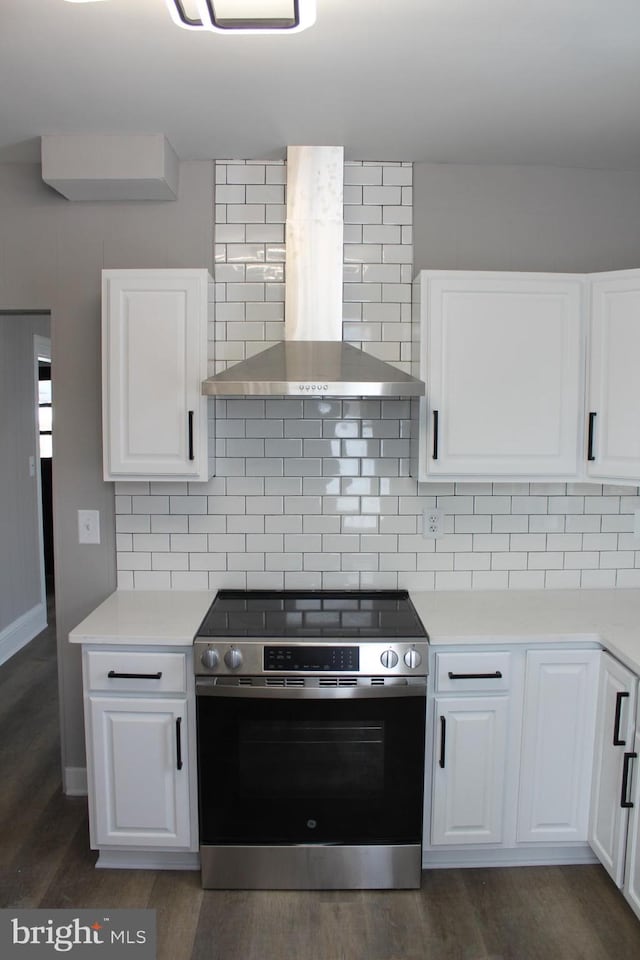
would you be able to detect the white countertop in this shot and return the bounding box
[68,587,640,676]
[410,588,640,674]
[68,590,214,646]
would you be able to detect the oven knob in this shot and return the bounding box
[380,649,399,669]
[404,648,422,669]
[224,647,243,670]
[201,647,219,670]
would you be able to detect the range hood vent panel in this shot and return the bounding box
[203,146,425,398]
[202,340,425,397]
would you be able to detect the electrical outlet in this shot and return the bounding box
[422,507,444,539]
[78,509,100,545]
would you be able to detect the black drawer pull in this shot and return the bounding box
[587,411,596,462]
[613,691,629,746]
[176,717,183,771]
[439,715,446,769]
[621,751,637,809]
[448,671,503,680]
[432,409,439,460]
[107,671,163,680]
[188,411,195,461]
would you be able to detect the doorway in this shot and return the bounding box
[35,337,54,600]
[0,313,51,665]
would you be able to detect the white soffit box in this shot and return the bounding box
[40,134,179,201]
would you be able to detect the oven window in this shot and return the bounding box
[238,719,384,800]
[197,693,426,846]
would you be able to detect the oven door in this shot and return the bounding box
[196,682,426,847]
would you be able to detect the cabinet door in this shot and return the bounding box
[89,695,191,848]
[623,728,640,922]
[587,270,640,481]
[517,649,599,844]
[102,268,212,481]
[589,652,638,885]
[413,271,584,481]
[431,695,509,845]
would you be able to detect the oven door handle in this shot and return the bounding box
[195,680,427,699]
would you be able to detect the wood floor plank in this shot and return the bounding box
[0,789,87,908]
[147,871,204,960]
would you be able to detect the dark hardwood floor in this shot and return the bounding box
[2,601,640,959]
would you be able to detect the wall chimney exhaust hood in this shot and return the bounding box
[202,146,425,398]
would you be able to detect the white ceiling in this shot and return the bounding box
[3,0,640,168]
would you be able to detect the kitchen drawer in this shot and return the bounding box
[435,652,511,693]
[85,650,187,694]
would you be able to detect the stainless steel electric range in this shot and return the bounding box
[193,589,429,890]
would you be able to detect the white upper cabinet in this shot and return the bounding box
[412,271,585,482]
[586,270,640,482]
[102,268,213,481]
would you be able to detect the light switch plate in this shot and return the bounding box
[78,509,100,545]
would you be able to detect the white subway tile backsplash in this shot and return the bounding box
[304,516,340,534]
[116,515,151,534]
[527,552,564,570]
[115,158,640,592]
[153,515,189,534]
[491,516,528,534]
[266,553,303,572]
[617,570,640,587]
[508,571,546,590]
[135,571,171,589]
[473,571,509,590]
[581,570,618,588]
[153,552,188,571]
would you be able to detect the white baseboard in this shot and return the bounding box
[64,766,88,797]
[96,850,200,871]
[0,602,47,667]
[422,843,598,869]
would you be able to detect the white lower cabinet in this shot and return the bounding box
[432,695,509,845]
[89,696,191,847]
[625,728,640,919]
[589,651,640,920]
[82,646,198,866]
[517,650,599,843]
[427,645,599,864]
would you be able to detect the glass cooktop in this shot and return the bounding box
[196,590,428,640]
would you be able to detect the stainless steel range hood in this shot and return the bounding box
[202,146,425,398]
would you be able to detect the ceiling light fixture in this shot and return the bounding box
[63,0,316,34]
[166,0,316,34]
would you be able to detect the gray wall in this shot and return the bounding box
[413,163,640,273]
[0,313,50,633]
[0,161,214,777]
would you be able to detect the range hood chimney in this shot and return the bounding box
[202,146,425,398]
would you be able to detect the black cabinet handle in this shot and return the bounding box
[439,715,446,769]
[432,410,439,460]
[448,671,503,680]
[587,411,596,461]
[107,671,162,680]
[613,691,629,746]
[188,411,195,461]
[621,751,637,809]
[176,717,183,771]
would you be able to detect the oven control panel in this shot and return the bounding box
[194,640,429,677]
[264,646,359,672]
